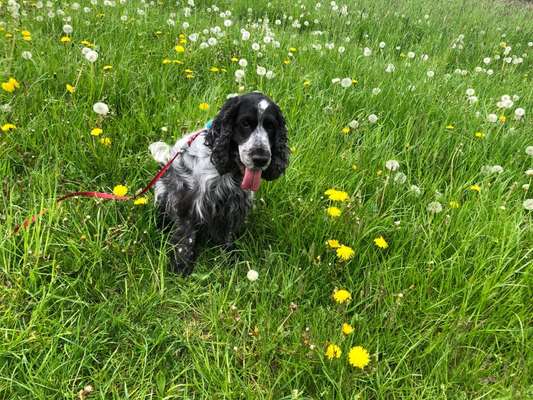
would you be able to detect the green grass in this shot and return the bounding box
[1,0,532,398]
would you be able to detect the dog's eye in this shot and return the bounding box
[263,119,275,132]
[240,119,251,128]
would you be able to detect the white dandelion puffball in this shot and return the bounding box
[487,113,498,123]
[426,70,435,78]
[525,146,533,156]
[385,63,396,73]
[385,159,400,171]
[340,77,352,88]
[427,201,443,214]
[515,108,525,119]
[372,87,381,95]
[379,41,386,48]
[85,49,99,63]
[348,120,359,129]
[394,172,407,184]
[81,47,92,56]
[466,88,475,96]
[526,169,533,177]
[21,51,32,60]
[363,47,372,56]
[93,102,109,116]
[483,57,491,65]
[410,185,422,196]
[368,114,378,124]
[234,69,245,81]
[256,66,266,76]
[523,199,533,211]
[247,269,259,281]
[63,24,73,34]
[238,58,248,67]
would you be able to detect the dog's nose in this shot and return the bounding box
[251,150,270,168]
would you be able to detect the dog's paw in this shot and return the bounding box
[170,246,195,275]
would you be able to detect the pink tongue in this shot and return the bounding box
[241,168,262,191]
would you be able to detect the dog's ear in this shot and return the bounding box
[205,96,241,175]
[263,102,289,181]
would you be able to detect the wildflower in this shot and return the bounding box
[175,45,185,53]
[327,207,341,218]
[348,120,359,129]
[368,114,378,124]
[84,50,98,62]
[66,84,76,93]
[469,184,481,193]
[162,59,172,64]
[247,269,259,281]
[449,201,460,209]
[327,240,341,249]
[113,185,128,197]
[60,36,72,43]
[374,236,389,249]
[21,51,32,60]
[342,323,354,335]
[372,87,381,96]
[325,189,349,202]
[341,127,350,134]
[523,199,533,211]
[332,289,352,304]
[2,78,20,93]
[303,79,311,87]
[348,346,370,369]
[133,197,148,205]
[93,102,109,116]
[394,172,407,184]
[446,124,454,129]
[499,115,506,123]
[1,123,16,132]
[363,47,372,56]
[21,30,32,41]
[515,108,525,119]
[474,131,485,139]
[340,78,352,88]
[99,137,112,146]
[385,159,400,171]
[426,70,435,78]
[427,201,443,214]
[90,128,103,136]
[103,65,113,71]
[198,102,209,111]
[336,245,355,261]
[487,114,498,123]
[385,63,396,73]
[525,146,533,156]
[325,344,342,359]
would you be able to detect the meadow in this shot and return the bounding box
[1,0,532,398]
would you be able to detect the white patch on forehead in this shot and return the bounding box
[258,99,270,114]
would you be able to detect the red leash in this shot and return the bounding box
[13,129,204,235]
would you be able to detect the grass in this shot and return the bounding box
[1,0,532,398]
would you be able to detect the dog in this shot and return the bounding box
[149,92,289,274]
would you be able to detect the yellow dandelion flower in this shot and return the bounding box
[162,58,172,64]
[2,77,20,93]
[446,124,454,129]
[373,236,389,249]
[80,40,94,47]
[283,59,291,65]
[60,36,71,43]
[474,131,485,139]
[185,74,194,79]
[199,102,209,111]
[352,79,358,84]
[133,197,148,205]
[231,56,239,62]
[342,323,354,335]
[327,239,341,249]
[174,45,185,53]
[498,115,506,123]
[21,30,32,41]
[173,60,184,64]
[324,189,349,202]
[289,47,297,52]
[113,185,128,197]
[351,164,357,171]
[99,137,112,146]
[348,346,370,369]
[336,245,355,261]
[103,65,113,71]
[469,184,481,193]
[341,127,350,134]
[327,207,341,218]
[325,344,342,359]
[66,84,75,93]
[90,128,103,136]
[332,289,352,304]
[179,38,187,44]
[303,80,311,86]
[449,201,460,208]
[209,66,220,72]
[1,123,16,132]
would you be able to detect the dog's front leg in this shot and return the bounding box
[169,219,197,275]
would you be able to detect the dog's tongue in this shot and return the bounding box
[241,168,262,191]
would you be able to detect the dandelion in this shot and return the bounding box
[426,70,435,78]
[84,49,98,62]
[446,124,454,129]
[90,128,103,136]
[336,245,355,261]
[327,240,341,249]
[103,65,113,71]
[247,269,259,281]
[198,102,209,111]
[374,236,389,249]
[325,344,342,359]
[2,78,20,93]
[342,323,354,335]
[325,189,349,202]
[332,289,352,304]
[385,159,400,171]
[348,346,370,369]
[113,185,128,197]
[368,114,378,124]
[523,199,533,211]
[1,123,16,132]
[515,108,525,119]
[410,185,422,196]
[372,87,381,96]
[327,207,341,218]
[525,146,533,156]
[133,197,148,205]
[340,77,352,88]
[449,201,460,208]
[394,172,407,184]
[66,84,76,93]
[487,114,498,123]
[341,127,350,134]
[498,115,506,123]
[474,131,485,139]
[363,47,372,56]
[175,45,185,53]
[99,137,112,146]
[385,63,396,73]
[469,184,481,193]
[21,51,32,60]
[60,36,72,43]
[93,102,109,116]
[427,201,443,214]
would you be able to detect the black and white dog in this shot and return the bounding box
[149,92,289,274]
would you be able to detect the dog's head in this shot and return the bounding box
[205,92,289,191]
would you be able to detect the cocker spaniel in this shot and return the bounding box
[149,92,289,274]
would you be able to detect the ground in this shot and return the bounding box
[0,0,532,399]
